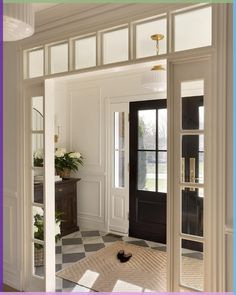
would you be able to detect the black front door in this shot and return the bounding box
[129,99,167,243]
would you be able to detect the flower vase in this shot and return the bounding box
[57,168,71,179]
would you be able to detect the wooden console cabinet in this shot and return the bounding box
[34,178,80,236]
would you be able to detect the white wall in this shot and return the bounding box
[54,82,69,150]
[3,43,23,290]
[54,69,162,231]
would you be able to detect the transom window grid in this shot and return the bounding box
[24,4,213,79]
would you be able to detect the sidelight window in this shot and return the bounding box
[114,112,125,188]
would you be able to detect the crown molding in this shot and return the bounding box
[20,3,191,49]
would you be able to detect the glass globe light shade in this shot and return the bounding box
[4,4,34,42]
[141,66,166,92]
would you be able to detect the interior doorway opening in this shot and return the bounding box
[26,56,210,292]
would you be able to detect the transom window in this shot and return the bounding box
[24,5,212,79]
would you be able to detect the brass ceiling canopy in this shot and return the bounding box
[151,34,164,41]
[151,64,165,71]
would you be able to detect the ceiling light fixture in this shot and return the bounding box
[3,3,35,42]
[141,33,166,92]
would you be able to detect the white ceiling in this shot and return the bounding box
[33,3,59,12]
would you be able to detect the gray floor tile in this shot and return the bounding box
[62,244,85,254]
[56,264,62,271]
[62,252,85,263]
[102,233,122,243]
[56,246,62,254]
[82,236,104,244]
[84,243,105,252]
[62,238,82,245]
[81,230,100,237]
[62,278,78,289]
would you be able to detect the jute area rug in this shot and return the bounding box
[56,241,203,292]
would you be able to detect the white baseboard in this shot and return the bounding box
[109,224,128,235]
[78,216,106,231]
[3,267,23,291]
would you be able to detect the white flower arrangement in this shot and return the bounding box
[55,148,83,173]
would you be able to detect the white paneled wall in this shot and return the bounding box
[3,43,23,290]
[54,69,158,231]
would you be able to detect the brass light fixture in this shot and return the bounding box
[141,33,166,92]
[151,34,164,55]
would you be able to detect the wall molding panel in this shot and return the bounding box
[69,87,104,171]
[3,190,23,290]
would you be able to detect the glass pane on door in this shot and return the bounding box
[158,108,167,150]
[181,135,204,184]
[180,239,204,291]
[158,151,167,193]
[181,80,204,130]
[137,151,156,192]
[138,110,156,150]
[181,187,204,237]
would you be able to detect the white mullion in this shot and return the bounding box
[44,80,55,291]
[33,238,44,246]
[180,129,204,135]
[180,182,204,189]
[179,233,204,243]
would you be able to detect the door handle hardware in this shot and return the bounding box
[181,158,185,183]
[58,188,63,192]
[189,158,196,191]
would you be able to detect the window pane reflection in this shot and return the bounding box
[158,108,167,150]
[180,239,204,291]
[138,151,156,192]
[114,112,125,188]
[182,135,204,184]
[114,112,124,150]
[181,187,204,237]
[138,110,156,150]
[182,97,204,130]
[158,152,167,193]
[114,151,124,188]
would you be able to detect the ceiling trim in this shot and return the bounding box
[19,3,192,49]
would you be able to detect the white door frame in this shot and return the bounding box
[168,56,213,291]
[23,80,55,291]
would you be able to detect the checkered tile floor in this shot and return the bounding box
[35,228,202,292]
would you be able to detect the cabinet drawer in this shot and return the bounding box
[55,184,75,195]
